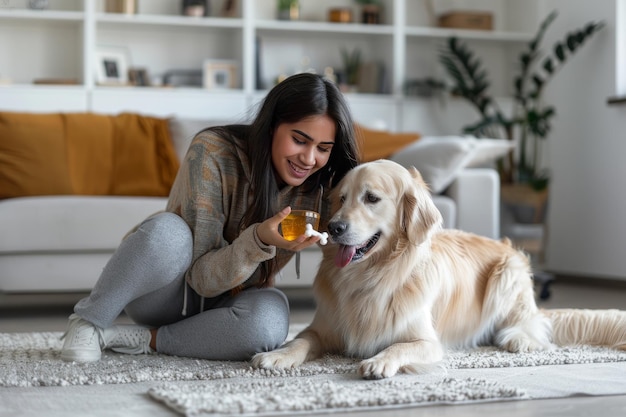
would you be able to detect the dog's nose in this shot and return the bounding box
[328,220,348,238]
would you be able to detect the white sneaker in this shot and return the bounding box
[60,314,106,363]
[105,324,153,355]
[61,315,153,362]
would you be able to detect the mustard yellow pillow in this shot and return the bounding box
[355,123,420,162]
[0,112,73,198]
[0,111,180,198]
[110,113,180,196]
[65,112,115,195]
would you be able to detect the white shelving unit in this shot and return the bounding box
[0,0,539,130]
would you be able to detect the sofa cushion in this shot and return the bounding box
[65,113,115,194]
[0,112,180,198]
[111,113,180,196]
[390,136,514,193]
[0,112,74,197]
[355,124,421,162]
[0,196,167,252]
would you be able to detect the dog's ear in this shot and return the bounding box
[407,166,424,183]
[402,168,442,245]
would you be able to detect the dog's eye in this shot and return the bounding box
[365,192,380,203]
[339,195,346,204]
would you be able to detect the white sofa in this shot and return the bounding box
[0,117,503,293]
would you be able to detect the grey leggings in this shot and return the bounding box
[74,212,290,360]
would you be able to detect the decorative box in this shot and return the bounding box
[438,11,493,31]
[328,8,352,23]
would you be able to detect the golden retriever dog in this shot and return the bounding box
[252,159,626,379]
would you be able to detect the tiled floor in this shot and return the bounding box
[2,278,626,416]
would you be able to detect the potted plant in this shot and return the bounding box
[438,11,603,197]
[277,0,299,20]
[340,47,362,92]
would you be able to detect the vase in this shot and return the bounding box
[361,5,381,24]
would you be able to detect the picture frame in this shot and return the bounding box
[95,48,129,85]
[202,60,238,90]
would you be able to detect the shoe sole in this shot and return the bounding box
[60,351,102,363]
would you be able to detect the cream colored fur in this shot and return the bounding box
[252,159,626,379]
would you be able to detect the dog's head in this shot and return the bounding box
[327,159,442,268]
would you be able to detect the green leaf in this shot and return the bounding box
[543,58,554,74]
[520,53,531,66]
[542,107,556,119]
[438,36,495,117]
[567,33,578,51]
[554,43,565,61]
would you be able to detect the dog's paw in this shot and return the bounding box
[251,349,303,370]
[497,327,553,353]
[358,357,400,380]
[503,337,551,353]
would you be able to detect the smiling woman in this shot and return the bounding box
[271,115,335,187]
[59,73,361,364]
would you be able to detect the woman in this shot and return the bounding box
[60,73,360,362]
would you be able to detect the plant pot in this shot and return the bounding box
[278,2,299,20]
[501,184,549,224]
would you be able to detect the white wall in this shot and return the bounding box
[541,0,626,279]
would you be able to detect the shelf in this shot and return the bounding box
[254,21,533,42]
[0,0,542,130]
[255,20,394,36]
[404,26,533,43]
[0,83,248,95]
[96,13,243,29]
[93,85,245,94]
[0,84,88,113]
[0,83,85,90]
[0,9,83,22]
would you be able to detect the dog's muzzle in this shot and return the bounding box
[328,220,381,267]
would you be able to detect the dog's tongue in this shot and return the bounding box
[335,245,356,268]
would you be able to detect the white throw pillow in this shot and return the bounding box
[464,137,515,168]
[389,136,513,194]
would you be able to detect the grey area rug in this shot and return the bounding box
[3,330,626,416]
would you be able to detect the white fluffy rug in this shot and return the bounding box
[3,330,626,416]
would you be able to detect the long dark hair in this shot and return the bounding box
[212,73,360,285]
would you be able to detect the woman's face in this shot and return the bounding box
[271,114,336,187]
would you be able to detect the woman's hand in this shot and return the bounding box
[256,206,321,251]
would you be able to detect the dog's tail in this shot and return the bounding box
[542,308,626,350]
